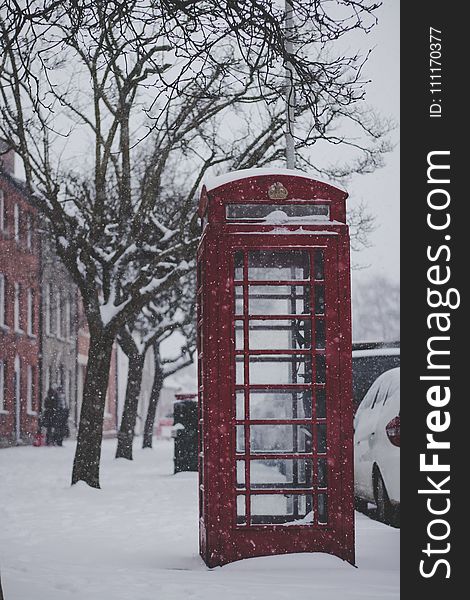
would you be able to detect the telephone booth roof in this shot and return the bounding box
[199,168,348,224]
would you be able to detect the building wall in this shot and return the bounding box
[0,174,41,446]
[40,231,78,434]
[1,150,118,446]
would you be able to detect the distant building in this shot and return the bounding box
[40,232,78,434]
[1,144,119,447]
[0,147,41,446]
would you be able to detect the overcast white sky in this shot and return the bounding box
[349,1,399,284]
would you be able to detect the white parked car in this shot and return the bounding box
[354,367,400,524]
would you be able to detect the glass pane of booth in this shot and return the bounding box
[318,493,328,524]
[250,424,313,454]
[237,460,246,488]
[316,387,326,419]
[235,320,244,350]
[235,286,244,314]
[248,319,311,350]
[236,391,245,420]
[317,457,328,488]
[236,356,244,384]
[248,250,309,281]
[248,389,313,420]
[226,203,330,221]
[315,319,325,349]
[236,425,245,453]
[314,250,324,280]
[237,495,246,525]
[250,494,314,525]
[248,285,310,315]
[249,354,312,385]
[315,285,325,315]
[317,423,327,454]
[250,459,313,489]
[315,355,326,383]
[234,251,244,280]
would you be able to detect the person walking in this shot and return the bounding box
[54,387,69,446]
[43,387,58,446]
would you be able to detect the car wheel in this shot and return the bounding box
[374,468,393,525]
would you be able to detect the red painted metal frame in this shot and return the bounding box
[197,173,354,568]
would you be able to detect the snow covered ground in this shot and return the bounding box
[0,440,399,600]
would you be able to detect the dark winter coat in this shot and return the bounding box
[53,391,69,442]
[41,389,58,428]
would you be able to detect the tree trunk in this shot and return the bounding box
[72,330,114,488]
[142,347,164,449]
[115,351,145,460]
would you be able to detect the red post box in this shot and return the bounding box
[196,170,354,567]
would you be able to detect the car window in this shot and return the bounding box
[370,387,382,410]
[352,354,400,408]
[359,381,380,411]
[382,372,400,405]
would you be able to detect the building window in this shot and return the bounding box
[0,274,5,327]
[27,365,36,414]
[14,356,21,437]
[45,284,51,335]
[26,213,32,250]
[14,203,20,242]
[67,369,73,409]
[14,282,22,332]
[0,360,6,412]
[27,288,35,336]
[64,297,70,339]
[64,368,71,406]
[0,190,5,233]
[56,290,62,338]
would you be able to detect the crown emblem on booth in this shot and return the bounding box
[267,182,288,200]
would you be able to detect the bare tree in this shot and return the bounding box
[142,321,195,450]
[116,272,195,460]
[352,275,400,342]
[0,0,389,487]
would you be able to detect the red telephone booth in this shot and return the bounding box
[197,170,354,568]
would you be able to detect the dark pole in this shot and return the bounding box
[285,0,296,169]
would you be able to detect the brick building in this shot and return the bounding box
[0,149,41,446]
[1,145,119,446]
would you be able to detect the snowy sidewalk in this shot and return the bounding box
[0,440,399,600]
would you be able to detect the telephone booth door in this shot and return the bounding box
[197,172,354,568]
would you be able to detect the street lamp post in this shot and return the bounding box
[285,0,296,169]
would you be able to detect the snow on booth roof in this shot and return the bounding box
[203,167,347,194]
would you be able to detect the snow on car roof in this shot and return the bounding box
[352,348,400,358]
[359,367,400,410]
[203,168,347,193]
